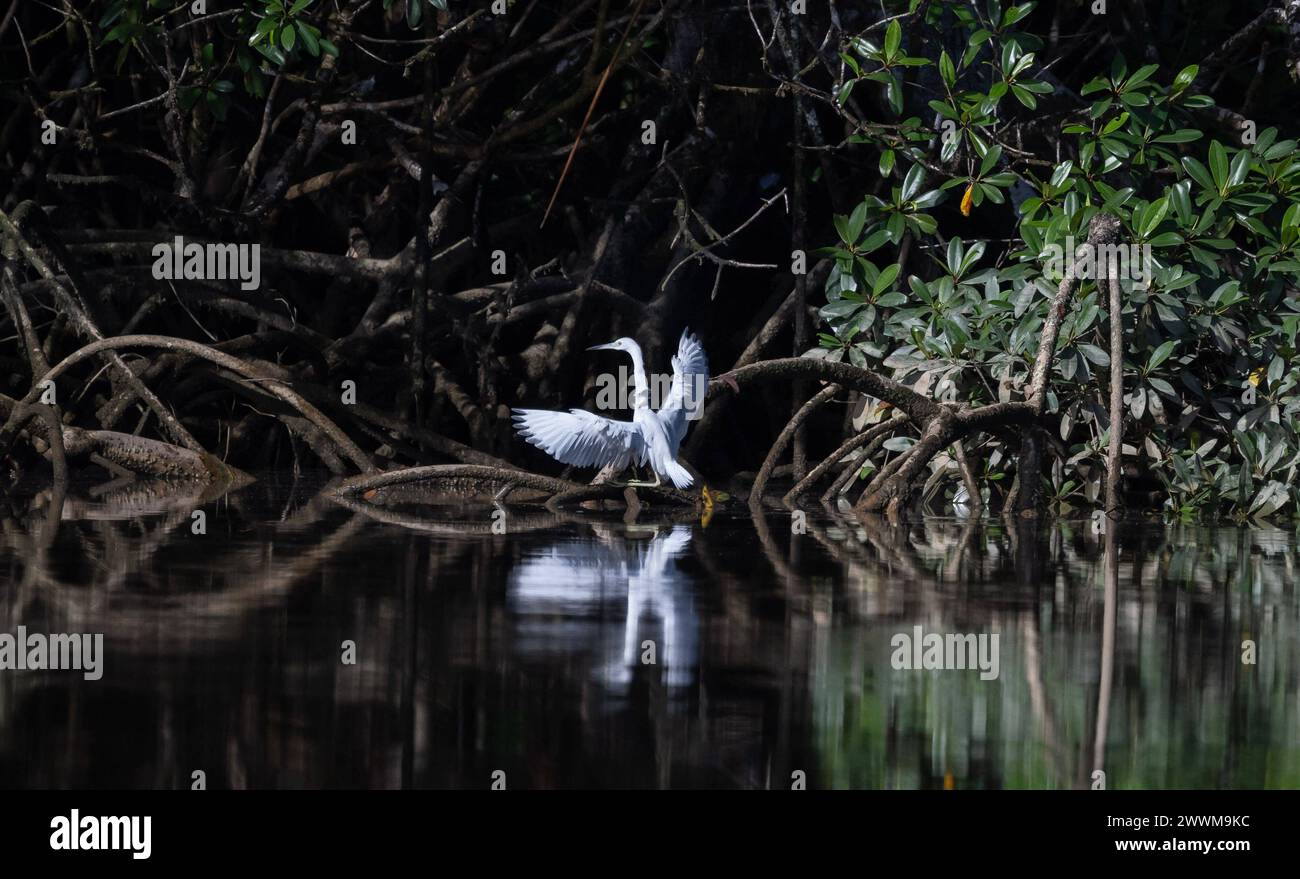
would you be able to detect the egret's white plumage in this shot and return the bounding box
[660,331,709,453]
[512,329,709,489]
[511,407,645,471]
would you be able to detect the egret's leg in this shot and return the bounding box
[623,463,657,488]
[606,463,635,487]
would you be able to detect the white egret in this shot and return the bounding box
[512,329,709,489]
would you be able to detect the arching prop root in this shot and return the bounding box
[0,333,376,481]
[783,414,907,507]
[749,383,839,511]
[717,214,1122,517]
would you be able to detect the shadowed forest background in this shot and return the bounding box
[3,0,1300,518]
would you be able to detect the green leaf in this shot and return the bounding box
[834,214,854,246]
[1154,128,1202,144]
[846,201,868,244]
[1171,64,1198,93]
[249,17,275,46]
[852,37,880,59]
[1011,84,1036,109]
[1208,280,1240,306]
[1208,141,1228,190]
[255,42,287,65]
[939,50,956,88]
[1169,178,1192,222]
[1080,344,1110,366]
[1148,232,1184,248]
[885,211,905,243]
[1002,4,1031,26]
[1141,197,1168,237]
[946,237,964,276]
[979,144,1002,176]
[820,301,864,320]
[959,239,986,273]
[1181,157,1214,191]
[885,72,903,114]
[296,21,319,56]
[1126,63,1159,87]
[857,228,890,255]
[884,19,902,59]
[901,163,924,202]
[1147,340,1177,371]
[1080,77,1109,96]
[874,263,901,295]
[910,213,938,234]
[928,99,959,120]
[1227,150,1251,187]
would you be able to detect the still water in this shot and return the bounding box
[2,478,1297,789]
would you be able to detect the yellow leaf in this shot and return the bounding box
[960,183,974,217]
[1248,367,1264,387]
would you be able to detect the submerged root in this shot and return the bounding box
[333,464,577,501]
[331,464,698,510]
[545,481,695,512]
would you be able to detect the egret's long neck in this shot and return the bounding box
[626,345,650,411]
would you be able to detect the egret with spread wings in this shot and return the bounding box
[512,329,709,489]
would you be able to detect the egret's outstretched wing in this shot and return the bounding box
[659,329,709,451]
[512,408,644,470]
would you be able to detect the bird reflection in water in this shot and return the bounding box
[507,524,697,694]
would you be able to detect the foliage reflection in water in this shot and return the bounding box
[0,479,1296,789]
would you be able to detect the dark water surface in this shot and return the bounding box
[2,478,1297,789]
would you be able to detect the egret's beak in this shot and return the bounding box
[587,342,617,351]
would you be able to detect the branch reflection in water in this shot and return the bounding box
[0,478,1296,789]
